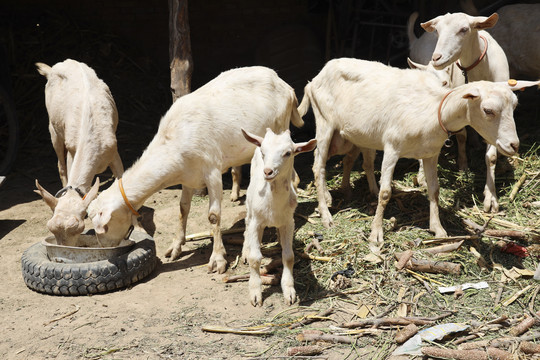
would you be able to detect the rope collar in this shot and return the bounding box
[438,90,457,147]
[456,34,488,83]
[118,178,140,217]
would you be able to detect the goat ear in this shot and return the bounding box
[35,179,58,211]
[473,13,498,30]
[93,210,112,235]
[294,139,317,154]
[421,17,438,32]
[241,128,264,147]
[83,177,100,207]
[407,58,426,70]
[499,79,540,91]
[463,89,480,100]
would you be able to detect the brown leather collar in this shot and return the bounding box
[118,178,140,217]
[438,90,457,147]
[456,35,488,83]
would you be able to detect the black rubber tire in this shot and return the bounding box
[21,234,156,296]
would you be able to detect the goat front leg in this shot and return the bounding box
[245,218,263,306]
[206,169,227,273]
[279,220,296,305]
[483,144,499,213]
[361,147,379,196]
[422,156,447,237]
[50,129,68,186]
[230,166,242,202]
[455,128,468,171]
[368,150,399,250]
[165,186,194,260]
[340,146,361,199]
[312,126,334,228]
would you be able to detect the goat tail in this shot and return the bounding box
[407,12,419,47]
[35,62,52,77]
[297,82,312,118]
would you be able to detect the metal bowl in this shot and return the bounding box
[42,230,135,264]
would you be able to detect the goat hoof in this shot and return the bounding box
[165,245,182,261]
[250,292,263,307]
[283,288,296,305]
[208,254,227,274]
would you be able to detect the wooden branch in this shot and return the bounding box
[222,273,279,285]
[289,307,334,329]
[395,252,461,275]
[458,332,540,350]
[287,345,324,356]
[462,218,530,241]
[424,240,464,255]
[509,173,527,202]
[509,311,540,336]
[296,330,354,344]
[422,346,512,360]
[395,250,413,270]
[394,323,418,344]
[339,313,453,329]
[520,341,540,354]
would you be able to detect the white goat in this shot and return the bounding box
[300,58,524,249]
[420,12,510,213]
[486,4,540,79]
[88,66,304,274]
[241,128,316,306]
[34,59,123,246]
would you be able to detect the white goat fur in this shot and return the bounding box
[89,66,304,274]
[242,128,316,306]
[299,58,520,247]
[35,59,123,246]
[420,12,510,213]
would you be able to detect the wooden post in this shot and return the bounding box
[169,0,193,102]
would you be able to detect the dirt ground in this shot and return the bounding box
[0,149,357,360]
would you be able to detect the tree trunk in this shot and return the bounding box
[169,0,193,102]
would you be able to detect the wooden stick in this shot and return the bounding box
[222,273,279,285]
[422,346,512,360]
[395,250,413,270]
[509,311,540,336]
[458,332,540,350]
[43,305,80,326]
[202,325,272,335]
[509,173,527,202]
[394,323,418,344]
[520,341,540,354]
[339,312,453,329]
[424,240,464,255]
[395,253,461,275]
[287,345,323,356]
[296,330,354,344]
[186,227,245,241]
[289,307,334,329]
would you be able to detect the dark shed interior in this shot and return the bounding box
[0,0,535,198]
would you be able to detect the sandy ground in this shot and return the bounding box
[0,153,357,360]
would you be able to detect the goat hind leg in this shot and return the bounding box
[279,220,296,305]
[230,166,242,202]
[483,144,499,212]
[165,186,194,260]
[423,156,447,237]
[206,169,227,273]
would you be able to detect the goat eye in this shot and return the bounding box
[284,151,292,157]
[483,108,494,116]
[459,27,468,34]
[442,81,448,87]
